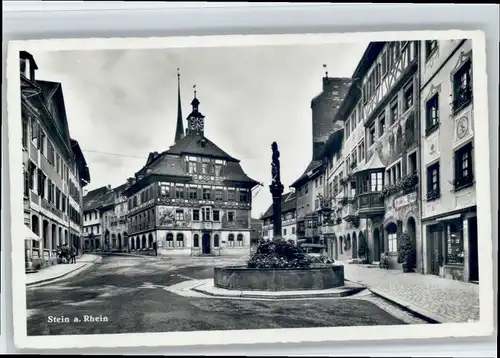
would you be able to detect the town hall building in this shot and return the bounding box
[123,73,260,256]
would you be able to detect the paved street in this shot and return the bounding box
[26,255,407,336]
[342,264,480,323]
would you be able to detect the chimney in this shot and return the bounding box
[107,185,112,190]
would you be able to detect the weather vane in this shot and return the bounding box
[193,84,197,98]
[177,68,180,80]
[323,64,328,78]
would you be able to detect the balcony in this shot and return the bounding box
[356,192,385,218]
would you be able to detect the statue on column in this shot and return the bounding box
[269,142,284,239]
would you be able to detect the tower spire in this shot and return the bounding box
[174,68,184,143]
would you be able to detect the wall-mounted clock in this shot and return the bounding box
[456,116,469,139]
[190,117,197,130]
[198,119,204,131]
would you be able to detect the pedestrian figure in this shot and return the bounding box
[70,245,77,264]
[153,241,157,256]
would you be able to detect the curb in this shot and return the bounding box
[26,263,90,287]
[345,278,447,324]
[191,285,366,300]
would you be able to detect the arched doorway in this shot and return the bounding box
[42,220,49,252]
[339,236,344,255]
[373,228,381,262]
[346,234,351,254]
[332,234,338,260]
[111,233,116,249]
[352,232,358,259]
[64,230,68,245]
[118,233,122,251]
[123,232,128,251]
[406,216,417,270]
[31,215,40,255]
[131,236,135,250]
[58,227,63,247]
[202,232,211,254]
[148,233,154,248]
[193,234,199,248]
[141,235,146,249]
[136,237,140,250]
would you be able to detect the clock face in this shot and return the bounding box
[198,119,204,131]
[190,117,197,130]
[456,117,468,139]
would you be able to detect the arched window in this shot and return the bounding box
[387,222,398,253]
[228,233,235,247]
[176,233,184,248]
[213,234,220,247]
[193,234,199,248]
[236,233,244,247]
[166,233,174,248]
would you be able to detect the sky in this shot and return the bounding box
[31,41,367,218]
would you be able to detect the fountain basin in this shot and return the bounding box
[214,264,344,291]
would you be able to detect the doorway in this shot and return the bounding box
[407,217,417,270]
[429,225,442,276]
[373,228,381,262]
[468,217,479,282]
[202,232,211,255]
[352,232,358,259]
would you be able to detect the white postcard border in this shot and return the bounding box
[6,30,494,350]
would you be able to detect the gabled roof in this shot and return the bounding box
[290,160,323,188]
[260,191,297,219]
[83,186,111,211]
[166,133,237,161]
[353,150,385,174]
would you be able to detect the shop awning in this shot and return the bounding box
[24,225,41,242]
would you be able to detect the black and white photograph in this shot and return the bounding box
[6,31,495,349]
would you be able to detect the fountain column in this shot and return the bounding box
[269,142,284,240]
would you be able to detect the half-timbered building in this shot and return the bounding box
[419,39,478,282]
[331,41,422,270]
[123,75,260,256]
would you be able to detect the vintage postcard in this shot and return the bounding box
[6,30,495,350]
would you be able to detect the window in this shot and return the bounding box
[426,162,440,201]
[188,162,197,174]
[192,209,200,221]
[454,142,474,189]
[201,163,208,174]
[359,140,365,161]
[378,114,386,136]
[176,233,184,247]
[446,222,464,264]
[452,60,473,114]
[201,207,211,221]
[22,117,28,148]
[31,120,38,146]
[425,93,440,135]
[292,227,296,235]
[213,210,220,221]
[388,233,398,253]
[239,190,247,202]
[368,123,376,146]
[390,99,398,126]
[47,142,55,165]
[403,82,413,111]
[425,40,438,60]
[188,188,197,199]
[214,234,220,247]
[370,172,383,192]
[175,209,184,221]
[345,118,351,138]
[166,233,174,248]
[214,189,224,201]
[237,233,244,247]
[227,190,235,201]
[23,171,29,197]
[215,164,222,177]
[193,234,199,247]
[381,50,388,75]
[28,162,36,190]
[202,188,211,200]
[228,234,235,247]
[304,184,308,195]
[39,131,46,154]
[227,211,235,222]
[175,186,184,199]
[37,169,46,198]
[408,152,417,174]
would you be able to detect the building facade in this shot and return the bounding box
[261,191,297,242]
[419,39,478,282]
[83,186,108,251]
[291,75,351,246]
[21,51,90,268]
[123,77,260,256]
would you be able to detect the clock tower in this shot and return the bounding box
[186,85,205,137]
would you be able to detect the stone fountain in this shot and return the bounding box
[213,142,346,292]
